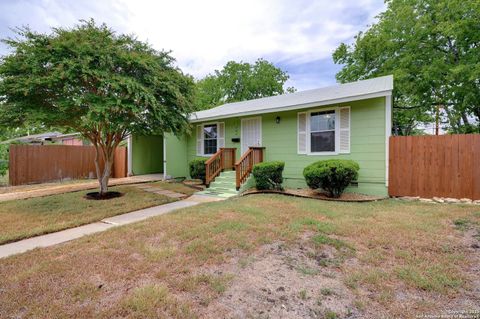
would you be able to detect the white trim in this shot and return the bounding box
[338,106,351,154]
[385,94,392,187]
[305,107,339,156]
[190,90,392,123]
[197,122,223,156]
[127,135,133,176]
[297,112,307,154]
[163,135,167,180]
[241,116,262,154]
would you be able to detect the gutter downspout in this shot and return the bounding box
[127,135,133,176]
[163,135,167,180]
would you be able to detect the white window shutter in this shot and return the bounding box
[297,112,307,154]
[339,107,351,153]
[218,122,225,149]
[196,125,203,155]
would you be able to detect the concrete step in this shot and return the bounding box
[199,170,239,198]
[213,175,236,181]
[196,190,237,198]
[210,181,235,187]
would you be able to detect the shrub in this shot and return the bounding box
[303,159,359,198]
[189,158,207,183]
[252,161,285,190]
[0,160,7,177]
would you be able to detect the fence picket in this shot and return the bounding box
[389,134,480,200]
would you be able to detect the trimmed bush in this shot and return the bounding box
[303,159,359,198]
[189,158,207,183]
[252,161,285,190]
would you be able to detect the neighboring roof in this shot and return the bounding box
[0,132,81,144]
[191,75,393,122]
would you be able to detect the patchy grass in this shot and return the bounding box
[320,288,335,296]
[120,284,194,318]
[147,181,198,196]
[0,185,174,244]
[0,195,478,318]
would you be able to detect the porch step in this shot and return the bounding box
[197,170,238,198]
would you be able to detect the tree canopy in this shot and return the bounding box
[195,59,295,110]
[0,20,195,193]
[333,0,480,135]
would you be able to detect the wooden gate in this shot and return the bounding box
[9,144,128,186]
[389,134,480,200]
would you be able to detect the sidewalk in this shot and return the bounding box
[0,174,164,202]
[0,194,223,259]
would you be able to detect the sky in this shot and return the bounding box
[0,0,386,91]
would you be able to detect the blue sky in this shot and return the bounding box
[0,0,386,91]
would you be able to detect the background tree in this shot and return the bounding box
[333,0,480,135]
[195,59,295,110]
[0,20,195,195]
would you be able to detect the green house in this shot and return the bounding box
[128,75,393,197]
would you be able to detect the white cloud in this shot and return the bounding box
[0,0,386,89]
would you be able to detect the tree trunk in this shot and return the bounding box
[93,145,104,194]
[100,156,114,195]
[93,144,114,195]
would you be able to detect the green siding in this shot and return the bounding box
[168,97,388,196]
[165,133,189,178]
[132,135,163,175]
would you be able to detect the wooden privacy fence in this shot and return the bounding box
[389,134,480,200]
[9,144,128,186]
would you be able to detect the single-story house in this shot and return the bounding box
[128,75,393,197]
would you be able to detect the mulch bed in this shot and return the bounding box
[241,188,386,202]
[84,191,124,200]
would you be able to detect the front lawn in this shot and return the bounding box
[0,195,478,318]
[0,185,175,245]
[146,181,199,196]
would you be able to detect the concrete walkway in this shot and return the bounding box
[0,174,164,202]
[0,194,223,259]
[133,184,188,199]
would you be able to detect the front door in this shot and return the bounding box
[241,117,262,154]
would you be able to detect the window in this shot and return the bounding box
[196,122,225,156]
[297,107,350,155]
[310,110,335,152]
[203,124,217,155]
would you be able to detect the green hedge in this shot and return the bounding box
[252,161,285,190]
[303,159,359,198]
[0,160,7,177]
[189,158,207,183]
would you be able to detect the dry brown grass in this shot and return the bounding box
[0,185,174,244]
[0,177,88,194]
[0,195,478,318]
[146,181,199,196]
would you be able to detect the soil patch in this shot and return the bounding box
[243,188,385,202]
[204,238,358,318]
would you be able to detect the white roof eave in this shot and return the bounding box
[190,89,392,123]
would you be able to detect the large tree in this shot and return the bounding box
[195,59,295,110]
[333,0,480,135]
[0,20,195,195]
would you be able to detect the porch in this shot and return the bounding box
[197,146,265,198]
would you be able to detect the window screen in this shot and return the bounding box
[203,124,218,155]
[310,110,335,152]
